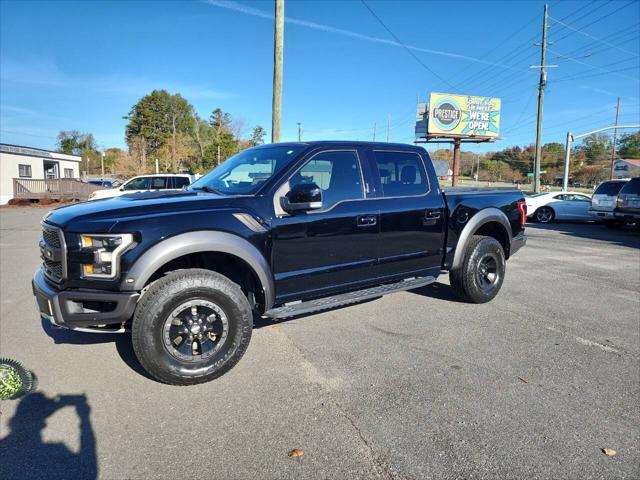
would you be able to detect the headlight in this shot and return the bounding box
[80,234,134,279]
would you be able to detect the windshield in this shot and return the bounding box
[620,178,640,195]
[189,145,305,195]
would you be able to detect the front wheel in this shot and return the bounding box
[132,269,253,385]
[449,235,506,304]
[535,206,555,223]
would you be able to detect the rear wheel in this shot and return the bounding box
[132,269,253,385]
[535,206,555,223]
[449,235,506,304]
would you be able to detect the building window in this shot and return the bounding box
[64,168,74,178]
[18,164,32,178]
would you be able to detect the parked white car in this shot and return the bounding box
[88,174,195,200]
[525,191,592,223]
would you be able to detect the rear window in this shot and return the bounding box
[594,181,626,196]
[620,178,640,195]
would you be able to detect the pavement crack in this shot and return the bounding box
[332,400,402,480]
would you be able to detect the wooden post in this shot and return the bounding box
[271,0,284,143]
[452,138,461,186]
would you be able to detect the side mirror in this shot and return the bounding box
[281,183,322,213]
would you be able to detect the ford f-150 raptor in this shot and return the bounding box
[33,141,526,384]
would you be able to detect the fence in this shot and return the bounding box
[13,178,104,201]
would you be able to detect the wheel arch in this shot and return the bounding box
[451,208,512,270]
[122,231,275,311]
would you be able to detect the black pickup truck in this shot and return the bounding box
[33,141,526,384]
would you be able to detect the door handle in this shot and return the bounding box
[357,215,377,227]
[425,209,441,220]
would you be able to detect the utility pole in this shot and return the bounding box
[373,122,377,141]
[610,97,620,179]
[100,151,105,176]
[533,3,549,193]
[386,114,391,142]
[271,0,284,143]
[297,122,301,142]
[217,144,221,166]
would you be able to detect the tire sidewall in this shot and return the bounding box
[536,206,554,223]
[133,271,252,384]
[464,237,505,303]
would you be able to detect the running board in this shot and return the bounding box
[265,276,436,319]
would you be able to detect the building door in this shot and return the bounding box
[43,161,59,179]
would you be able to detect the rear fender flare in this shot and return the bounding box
[122,231,275,310]
[451,208,512,270]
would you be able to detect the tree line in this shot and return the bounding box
[430,131,639,185]
[57,89,265,176]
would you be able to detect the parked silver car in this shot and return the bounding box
[589,179,629,228]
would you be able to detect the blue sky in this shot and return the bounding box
[1,0,639,153]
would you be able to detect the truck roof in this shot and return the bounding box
[261,141,426,150]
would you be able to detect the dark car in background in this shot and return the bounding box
[589,179,629,228]
[88,179,116,188]
[614,177,640,224]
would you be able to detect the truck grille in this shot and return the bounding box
[41,224,66,283]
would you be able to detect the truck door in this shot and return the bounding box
[270,148,379,303]
[366,148,446,280]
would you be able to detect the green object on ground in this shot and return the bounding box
[0,358,34,400]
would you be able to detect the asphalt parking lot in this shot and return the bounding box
[1,206,638,479]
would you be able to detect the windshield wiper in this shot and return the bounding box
[191,186,224,195]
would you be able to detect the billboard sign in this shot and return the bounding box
[427,92,501,138]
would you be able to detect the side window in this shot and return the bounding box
[373,151,428,197]
[123,177,150,190]
[150,177,168,189]
[554,194,566,201]
[18,164,32,178]
[291,150,363,208]
[174,177,191,188]
[63,168,74,178]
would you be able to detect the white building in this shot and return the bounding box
[612,158,640,179]
[0,144,82,204]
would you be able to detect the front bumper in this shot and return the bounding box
[510,233,526,257]
[32,269,138,330]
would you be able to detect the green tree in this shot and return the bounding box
[617,131,640,158]
[57,130,100,173]
[581,133,611,164]
[249,126,266,146]
[124,90,195,163]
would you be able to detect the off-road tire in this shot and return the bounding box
[449,235,506,304]
[132,269,252,385]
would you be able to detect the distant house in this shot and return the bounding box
[0,143,82,204]
[612,158,640,179]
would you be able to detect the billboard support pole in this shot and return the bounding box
[452,138,461,186]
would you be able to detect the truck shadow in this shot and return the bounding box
[0,391,97,480]
[40,319,154,380]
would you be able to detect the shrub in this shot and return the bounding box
[39,197,55,206]
[7,198,31,207]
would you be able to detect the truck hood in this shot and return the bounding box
[44,190,234,231]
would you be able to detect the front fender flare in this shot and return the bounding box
[451,208,512,270]
[122,231,275,310]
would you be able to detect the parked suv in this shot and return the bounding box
[88,174,195,200]
[614,177,640,224]
[589,179,629,228]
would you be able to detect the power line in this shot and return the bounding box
[550,1,637,44]
[548,47,639,81]
[359,0,457,90]
[553,65,639,82]
[549,15,639,57]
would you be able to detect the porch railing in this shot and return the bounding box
[13,178,104,201]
